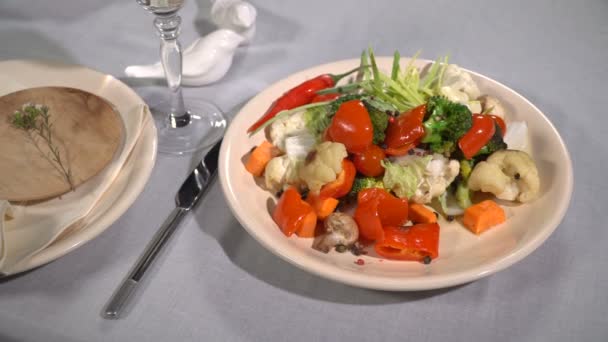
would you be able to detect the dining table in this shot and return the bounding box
[0,0,606,341]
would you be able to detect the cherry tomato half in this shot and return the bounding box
[328,99,373,153]
[384,104,426,155]
[353,144,386,177]
[458,114,496,160]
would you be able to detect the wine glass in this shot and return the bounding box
[137,0,226,154]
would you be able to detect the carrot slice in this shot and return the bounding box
[295,211,319,238]
[306,194,339,220]
[463,200,506,235]
[245,140,280,177]
[409,203,437,224]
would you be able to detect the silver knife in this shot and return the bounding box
[102,139,222,319]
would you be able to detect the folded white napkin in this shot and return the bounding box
[0,105,147,274]
[125,0,257,86]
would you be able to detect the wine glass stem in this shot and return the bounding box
[154,14,189,128]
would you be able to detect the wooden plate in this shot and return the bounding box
[0,87,124,201]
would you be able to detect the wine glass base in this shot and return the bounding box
[150,96,226,155]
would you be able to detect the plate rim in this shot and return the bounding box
[0,59,158,275]
[219,56,573,291]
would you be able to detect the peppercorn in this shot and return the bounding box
[335,244,347,253]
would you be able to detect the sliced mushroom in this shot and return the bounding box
[315,212,359,253]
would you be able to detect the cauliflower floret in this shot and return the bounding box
[267,111,308,152]
[467,100,482,114]
[468,150,540,202]
[440,64,481,105]
[384,153,459,203]
[298,141,347,193]
[411,154,460,203]
[264,155,301,193]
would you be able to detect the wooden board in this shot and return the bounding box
[0,87,124,201]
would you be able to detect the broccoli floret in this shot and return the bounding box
[455,182,472,209]
[421,96,473,155]
[304,106,332,139]
[476,122,507,156]
[348,176,385,196]
[327,94,364,113]
[366,107,389,145]
[362,97,396,145]
[454,159,474,209]
[460,159,473,180]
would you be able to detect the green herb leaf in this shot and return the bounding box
[10,104,74,190]
[391,50,400,81]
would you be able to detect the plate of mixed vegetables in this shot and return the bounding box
[218,49,572,290]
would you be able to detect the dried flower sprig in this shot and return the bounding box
[11,104,74,191]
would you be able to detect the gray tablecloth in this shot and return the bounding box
[0,0,606,341]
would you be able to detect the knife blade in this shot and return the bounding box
[102,139,222,319]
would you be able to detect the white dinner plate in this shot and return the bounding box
[218,57,573,291]
[0,60,157,275]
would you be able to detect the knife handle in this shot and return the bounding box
[103,207,187,319]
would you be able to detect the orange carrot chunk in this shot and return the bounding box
[295,211,319,238]
[409,203,437,224]
[463,200,506,235]
[244,140,280,177]
[306,194,339,220]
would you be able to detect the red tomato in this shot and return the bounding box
[327,100,373,153]
[458,114,496,160]
[353,145,386,177]
[374,224,440,262]
[384,104,426,156]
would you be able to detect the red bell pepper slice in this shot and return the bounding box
[489,115,506,136]
[354,197,384,242]
[374,223,440,262]
[383,104,426,155]
[354,188,409,242]
[458,114,496,159]
[319,159,356,198]
[272,187,317,237]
